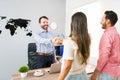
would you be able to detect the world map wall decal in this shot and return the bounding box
[0,16,32,37]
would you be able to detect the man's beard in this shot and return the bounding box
[102,23,107,29]
[42,25,48,30]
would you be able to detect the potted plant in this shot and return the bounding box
[18,66,29,78]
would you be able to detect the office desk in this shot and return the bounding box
[11,64,95,80]
[12,68,59,80]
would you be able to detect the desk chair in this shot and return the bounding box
[28,43,38,70]
[27,43,62,70]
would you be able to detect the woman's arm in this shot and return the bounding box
[58,59,73,80]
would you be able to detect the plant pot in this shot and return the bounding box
[20,72,28,78]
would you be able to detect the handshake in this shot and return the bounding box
[51,37,64,46]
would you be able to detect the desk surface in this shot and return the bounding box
[11,64,95,80]
[12,68,59,80]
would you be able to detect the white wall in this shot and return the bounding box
[65,0,97,37]
[66,0,120,65]
[0,0,65,80]
[99,0,120,33]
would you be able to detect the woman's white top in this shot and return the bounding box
[61,37,86,75]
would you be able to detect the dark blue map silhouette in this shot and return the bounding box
[0,16,32,37]
[0,30,1,34]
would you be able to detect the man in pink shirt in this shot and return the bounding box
[91,10,120,80]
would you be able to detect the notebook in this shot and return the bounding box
[48,62,61,74]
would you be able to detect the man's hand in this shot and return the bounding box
[54,58,58,63]
[52,37,63,46]
[90,69,99,80]
[91,74,97,80]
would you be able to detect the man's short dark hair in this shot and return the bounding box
[105,10,118,26]
[39,16,48,23]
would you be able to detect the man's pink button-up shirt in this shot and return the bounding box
[96,27,120,78]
